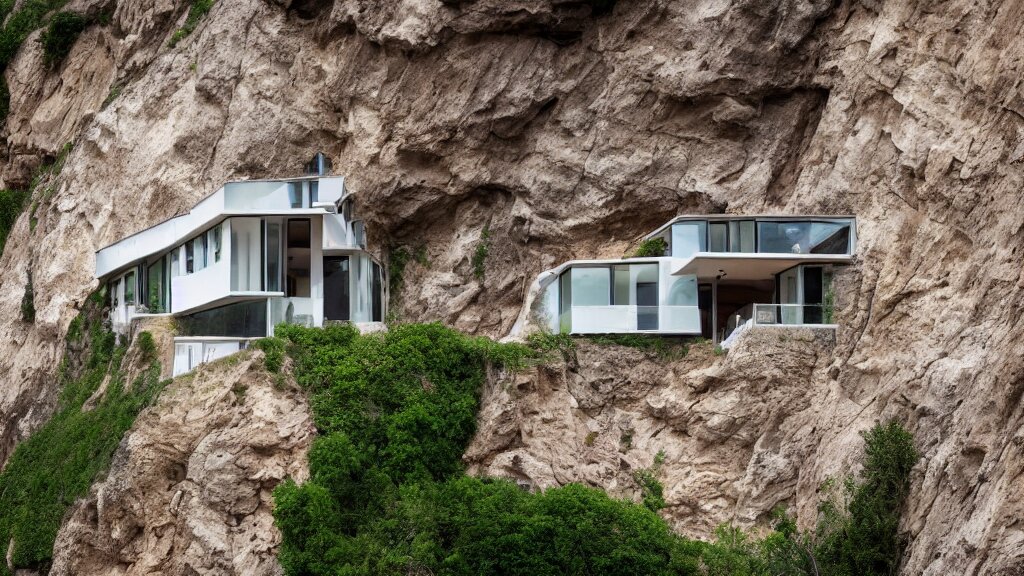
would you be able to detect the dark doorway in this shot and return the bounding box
[324,256,350,321]
[636,282,658,330]
[803,266,823,323]
[698,284,713,339]
[286,219,312,297]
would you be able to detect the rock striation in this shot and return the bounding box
[49,351,313,576]
[0,0,1021,574]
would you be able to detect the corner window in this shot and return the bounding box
[193,236,207,272]
[209,226,222,263]
[124,271,136,305]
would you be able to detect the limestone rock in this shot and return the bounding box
[49,352,314,576]
[0,0,1019,574]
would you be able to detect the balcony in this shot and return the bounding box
[560,305,700,334]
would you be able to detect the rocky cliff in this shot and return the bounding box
[1,0,1024,574]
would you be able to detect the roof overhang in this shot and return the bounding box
[672,253,853,280]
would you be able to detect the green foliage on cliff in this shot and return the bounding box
[40,11,88,68]
[0,187,27,254]
[168,0,215,47]
[271,321,919,576]
[632,236,668,257]
[0,298,166,575]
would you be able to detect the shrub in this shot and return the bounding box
[0,304,165,574]
[588,333,689,359]
[632,237,667,258]
[271,322,920,576]
[20,272,34,323]
[253,336,286,373]
[168,0,215,47]
[526,331,576,363]
[472,224,491,279]
[39,11,87,68]
[136,330,156,361]
[0,188,27,255]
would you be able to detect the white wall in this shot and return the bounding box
[170,258,231,314]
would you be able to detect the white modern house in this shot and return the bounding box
[530,215,856,343]
[95,157,386,376]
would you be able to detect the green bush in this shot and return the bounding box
[168,0,215,47]
[0,188,27,255]
[253,336,286,373]
[632,237,667,258]
[0,305,165,575]
[588,333,690,359]
[271,322,919,576]
[39,11,87,68]
[472,225,491,279]
[136,330,156,361]
[20,271,33,322]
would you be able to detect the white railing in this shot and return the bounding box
[752,303,834,326]
[568,305,699,334]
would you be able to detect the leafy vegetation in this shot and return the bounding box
[0,187,28,253]
[632,237,668,258]
[525,330,576,363]
[253,336,286,373]
[0,297,166,575]
[588,333,691,359]
[20,270,34,322]
[137,330,156,361]
[271,322,919,576]
[472,224,491,279]
[39,11,87,68]
[168,0,215,47]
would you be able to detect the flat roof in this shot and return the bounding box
[644,214,857,241]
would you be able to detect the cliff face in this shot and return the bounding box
[1,0,1024,574]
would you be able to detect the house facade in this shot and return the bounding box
[532,215,856,343]
[95,161,386,376]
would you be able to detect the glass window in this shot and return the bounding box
[670,221,707,258]
[808,222,850,254]
[667,275,697,305]
[124,271,136,305]
[185,242,194,273]
[209,225,222,263]
[147,258,165,312]
[613,265,631,305]
[571,267,610,306]
[177,300,268,337]
[709,222,727,252]
[265,220,282,292]
[288,183,303,208]
[729,220,755,252]
[310,181,319,204]
[193,236,207,272]
[758,221,851,254]
[171,245,181,276]
[558,270,572,333]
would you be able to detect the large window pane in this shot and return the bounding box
[729,220,755,252]
[559,271,571,333]
[667,275,697,305]
[670,221,707,258]
[231,218,262,291]
[177,300,267,337]
[266,220,282,292]
[809,223,850,254]
[571,267,610,306]
[192,236,206,272]
[758,221,851,254]
[147,258,165,312]
[613,265,631,305]
[123,271,135,305]
[709,223,727,252]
